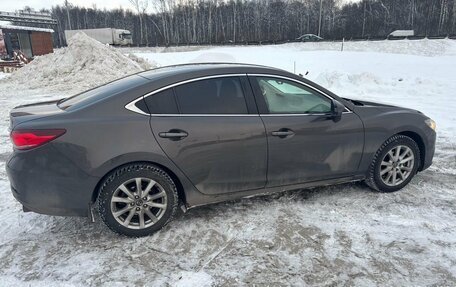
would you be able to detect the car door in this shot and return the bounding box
[248,75,364,187]
[147,75,268,195]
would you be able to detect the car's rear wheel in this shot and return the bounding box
[98,163,178,237]
[365,135,420,192]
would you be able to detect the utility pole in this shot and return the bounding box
[318,0,323,37]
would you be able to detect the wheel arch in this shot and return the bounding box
[396,130,426,171]
[362,128,427,176]
[91,161,187,206]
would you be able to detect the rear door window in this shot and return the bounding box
[174,77,248,114]
[143,88,178,114]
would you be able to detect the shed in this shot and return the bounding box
[0,24,54,60]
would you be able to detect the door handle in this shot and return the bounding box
[159,130,188,140]
[271,129,295,138]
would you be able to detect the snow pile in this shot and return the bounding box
[125,53,154,70]
[288,38,456,56]
[314,71,383,89]
[131,39,456,58]
[6,32,150,92]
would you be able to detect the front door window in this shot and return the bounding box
[255,77,332,114]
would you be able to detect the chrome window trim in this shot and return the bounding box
[150,114,259,117]
[247,73,352,114]
[259,111,351,116]
[125,73,246,116]
[260,113,332,117]
[125,97,149,116]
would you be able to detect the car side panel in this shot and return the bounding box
[149,116,268,195]
[261,113,365,186]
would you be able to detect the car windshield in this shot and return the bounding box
[123,33,132,40]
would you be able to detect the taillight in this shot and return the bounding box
[10,129,66,150]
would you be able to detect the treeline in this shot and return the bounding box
[33,0,456,46]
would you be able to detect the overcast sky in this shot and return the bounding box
[4,0,361,13]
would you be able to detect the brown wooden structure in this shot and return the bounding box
[0,24,54,60]
[30,32,54,56]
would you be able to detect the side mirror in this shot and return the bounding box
[331,100,345,122]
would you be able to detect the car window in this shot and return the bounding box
[58,75,145,111]
[144,88,178,114]
[255,77,332,114]
[174,77,248,114]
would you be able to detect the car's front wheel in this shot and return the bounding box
[98,163,178,237]
[366,135,420,192]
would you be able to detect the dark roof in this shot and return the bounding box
[137,62,290,81]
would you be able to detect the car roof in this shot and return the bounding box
[137,63,292,81]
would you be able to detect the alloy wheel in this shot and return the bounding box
[379,145,415,187]
[110,177,168,229]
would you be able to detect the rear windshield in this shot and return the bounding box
[58,75,145,111]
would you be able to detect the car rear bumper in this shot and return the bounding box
[6,146,99,217]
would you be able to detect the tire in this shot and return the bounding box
[98,163,178,237]
[365,135,420,193]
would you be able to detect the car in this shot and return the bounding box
[296,34,323,42]
[6,63,436,237]
[388,30,414,38]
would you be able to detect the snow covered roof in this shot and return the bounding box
[0,24,54,33]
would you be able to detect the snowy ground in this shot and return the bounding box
[0,39,455,286]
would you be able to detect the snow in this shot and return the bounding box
[0,24,54,33]
[3,32,150,93]
[125,38,456,57]
[0,72,9,80]
[174,271,214,287]
[0,39,455,286]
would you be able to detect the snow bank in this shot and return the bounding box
[129,38,456,57]
[288,38,456,56]
[5,32,151,92]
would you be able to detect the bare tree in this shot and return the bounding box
[64,0,72,30]
[50,0,456,47]
[318,0,323,36]
[438,0,448,34]
[129,0,148,45]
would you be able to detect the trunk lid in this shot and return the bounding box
[9,100,65,130]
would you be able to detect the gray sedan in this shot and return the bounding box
[6,63,436,237]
